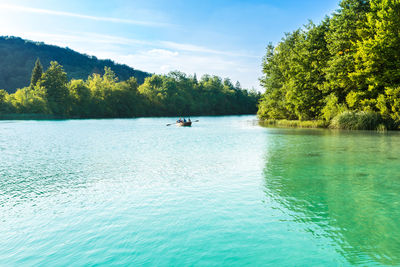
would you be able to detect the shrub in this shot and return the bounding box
[330,111,383,130]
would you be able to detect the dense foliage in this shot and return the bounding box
[0,36,150,93]
[258,0,400,129]
[0,61,259,118]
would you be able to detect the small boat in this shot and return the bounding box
[166,119,197,127]
[177,121,192,127]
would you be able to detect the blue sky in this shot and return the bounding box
[0,0,339,90]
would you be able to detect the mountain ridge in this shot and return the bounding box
[0,36,151,93]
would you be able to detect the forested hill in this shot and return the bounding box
[0,36,150,93]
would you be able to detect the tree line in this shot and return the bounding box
[0,59,259,118]
[258,0,400,129]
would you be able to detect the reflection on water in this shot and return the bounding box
[263,128,400,265]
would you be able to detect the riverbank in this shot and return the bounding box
[260,119,328,129]
[260,119,396,131]
[0,113,65,120]
[259,111,400,131]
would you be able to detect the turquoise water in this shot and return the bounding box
[1,116,400,266]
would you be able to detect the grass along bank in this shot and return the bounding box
[260,111,399,131]
[260,119,328,128]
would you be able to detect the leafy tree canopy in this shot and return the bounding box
[258,0,400,127]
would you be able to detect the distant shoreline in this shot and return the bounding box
[0,113,257,121]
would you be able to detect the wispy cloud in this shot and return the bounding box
[0,4,172,27]
[160,41,258,58]
[7,30,257,59]
[86,33,258,58]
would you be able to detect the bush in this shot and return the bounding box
[330,111,385,130]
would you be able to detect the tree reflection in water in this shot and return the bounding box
[262,128,400,266]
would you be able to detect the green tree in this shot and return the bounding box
[8,87,48,114]
[0,89,14,114]
[138,75,167,115]
[193,73,198,84]
[110,77,146,117]
[30,58,43,89]
[323,0,370,102]
[376,86,400,122]
[68,79,92,117]
[37,61,69,115]
[258,43,289,119]
[259,20,330,120]
[350,0,400,110]
[235,81,241,90]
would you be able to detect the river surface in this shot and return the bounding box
[1,116,400,266]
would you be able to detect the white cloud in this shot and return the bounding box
[160,41,258,58]
[146,49,179,57]
[0,4,172,27]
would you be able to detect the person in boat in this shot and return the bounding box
[183,118,186,122]
[188,118,191,122]
[177,118,182,123]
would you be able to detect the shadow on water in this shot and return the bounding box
[262,128,400,266]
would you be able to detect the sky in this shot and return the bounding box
[0,0,340,91]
